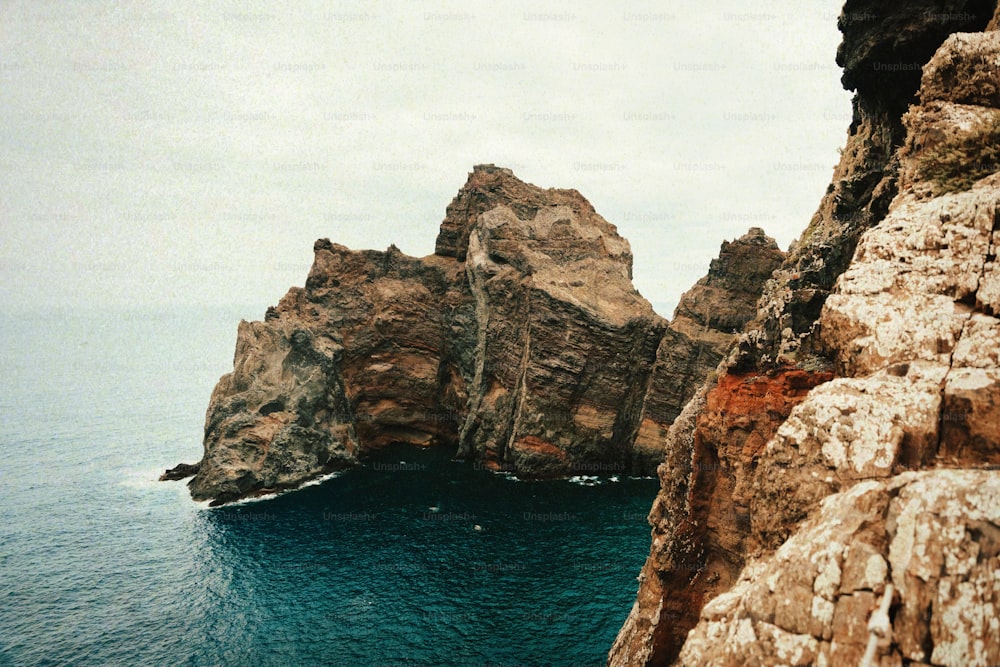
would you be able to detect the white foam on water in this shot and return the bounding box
[210,470,345,509]
[117,467,212,509]
[118,468,168,490]
[223,491,280,507]
[300,470,344,489]
[489,469,523,482]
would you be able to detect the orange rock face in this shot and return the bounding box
[617,368,834,662]
[695,368,834,553]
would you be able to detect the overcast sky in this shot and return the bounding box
[2,0,851,317]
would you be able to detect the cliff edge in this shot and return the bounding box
[610,3,1000,665]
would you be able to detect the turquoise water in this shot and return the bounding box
[0,308,657,666]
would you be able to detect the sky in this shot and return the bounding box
[1,0,852,317]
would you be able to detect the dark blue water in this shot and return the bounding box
[0,308,657,666]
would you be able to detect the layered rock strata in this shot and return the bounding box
[167,166,782,505]
[611,5,1000,665]
[633,229,785,469]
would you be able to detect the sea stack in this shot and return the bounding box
[165,165,783,505]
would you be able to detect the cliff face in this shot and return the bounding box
[633,229,785,469]
[168,166,783,505]
[611,4,1000,666]
[450,168,665,476]
[734,0,995,372]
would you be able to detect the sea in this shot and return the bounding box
[0,307,659,667]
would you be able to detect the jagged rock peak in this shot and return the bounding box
[434,164,609,261]
[440,164,646,326]
[675,228,784,332]
[630,229,785,469]
[738,226,772,242]
[166,164,788,505]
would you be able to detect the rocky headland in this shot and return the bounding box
[162,2,1000,661]
[610,2,1000,665]
[164,166,782,505]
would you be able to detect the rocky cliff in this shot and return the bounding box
[633,229,785,468]
[610,3,1000,665]
[164,166,783,505]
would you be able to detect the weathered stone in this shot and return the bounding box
[820,182,997,376]
[838,1,994,107]
[979,218,1000,313]
[613,6,1000,666]
[189,318,360,504]
[944,312,1000,465]
[173,166,783,504]
[674,472,1000,667]
[610,368,833,663]
[838,542,888,595]
[633,228,785,470]
[158,461,199,481]
[888,471,1000,666]
[674,481,889,666]
[729,1,994,374]
[454,177,668,477]
[750,361,946,552]
[829,591,876,664]
[920,31,1000,108]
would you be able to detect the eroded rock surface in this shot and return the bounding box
[678,472,1000,667]
[633,228,785,469]
[611,4,1000,665]
[636,227,785,470]
[170,166,781,504]
[453,172,665,476]
[733,0,995,373]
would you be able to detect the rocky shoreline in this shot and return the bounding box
[165,166,782,506]
[161,1,1000,662]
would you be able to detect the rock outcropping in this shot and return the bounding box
[633,229,785,467]
[734,0,995,372]
[166,166,783,505]
[610,3,1000,665]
